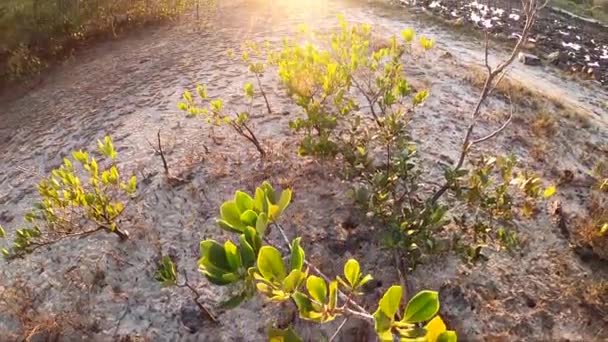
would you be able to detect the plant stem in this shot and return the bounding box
[157,129,169,175]
[272,222,372,316]
[255,73,272,114]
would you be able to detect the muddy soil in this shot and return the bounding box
[0,0,607,341]
[401,0,608,85]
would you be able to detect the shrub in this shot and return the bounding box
[0,136,136,259]
[193,182,457,341]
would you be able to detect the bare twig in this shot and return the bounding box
[330,317,349,341]
[255,73,272,114]
[179,271,218,323]
[429,0,545,205]
[157,129,169,175]
[8,227,105,259]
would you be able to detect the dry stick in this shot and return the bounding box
[179,271,218,323]
[255,73,272,114]
[9,227,105,259]
[157,129,169,175]
[429,0,545,205]
[329,317,349,342]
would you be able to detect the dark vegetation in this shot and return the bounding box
[0,0,202,80]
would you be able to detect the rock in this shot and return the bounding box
[518,52,541,66]
[545,51,561,65]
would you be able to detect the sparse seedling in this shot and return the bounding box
[179,83,266,158]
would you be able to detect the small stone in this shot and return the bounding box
[545,51,561,65]
[518,52,541,66]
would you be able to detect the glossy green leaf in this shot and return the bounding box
[257,246,286,282]
[328,280,338,310]
[379,285,402,318]
[306,275,327,304]
[283,270,305,292]
[343,258,360,288]
[278,188,292,212]
[425,315,446,342]
[235,191,254,213]
[239,235,256,268]
[256,212,269,236]
[437,331,457,342]
[268,327,303,342]
[403,290,439,323]
[240,210,258,227]
[220,201,245,232]
[290,237,305,271]
[224,241,241,271]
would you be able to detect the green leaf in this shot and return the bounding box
[239,235,256,268]
[403,290,439,323]
[276,188,292,216]
[437,331,458,342]
[306,275,327,304]
[268,327,303,342]
[240,210,258,227]
[257,246,286,282]
[0,225,5,238]
[379,285,402,318]
[235,191,254,213]
[244,82,255,98]
[344,258,360,288]
[196,84,208,99]
[543,185,556,198]
[256,212,269,236]
[199,239,236,276]
[328,280,338,310]
[413,90,429,106]
[262,182,277,204]
[253,187,266,212]
[425,316,447,342]
[183,90,192,102]
[282,270,305,292]
[401,28,415,42]
[359,274,373,287]
[224,241,242,271]
[290,237,305,271]
[292,291,315,318]
[220,201,245,232]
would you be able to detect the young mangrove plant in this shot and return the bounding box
[194,182,457,341]
[268,12,553,271]
[0,136,136,259]
[178,83,266,157]
[242,40,273,114]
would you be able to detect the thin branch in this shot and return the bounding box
[429,0,542,205]
[9,227,105,259]
[273,223,371,316]
[329,317,349,342]
[179,271,218,323]
[255,73,272,114]
[157,129,169,175]
[471,98,514,145]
